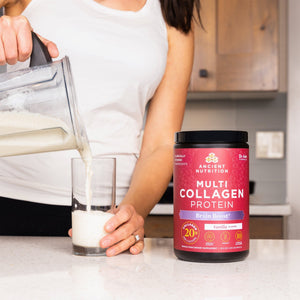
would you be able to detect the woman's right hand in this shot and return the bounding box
[0,15,59,65]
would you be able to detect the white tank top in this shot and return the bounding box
[0,0,168,205]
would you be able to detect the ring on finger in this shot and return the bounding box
[133,234,140,243]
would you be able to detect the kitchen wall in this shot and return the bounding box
[182,93,287,205]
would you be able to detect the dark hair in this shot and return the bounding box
[159,0,202,34]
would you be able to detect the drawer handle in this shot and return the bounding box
[199,69,208,78]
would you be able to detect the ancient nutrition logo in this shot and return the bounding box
[197,152,228,174]
[205,153,218,163]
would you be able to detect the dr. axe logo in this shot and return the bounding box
[205,153,218,163]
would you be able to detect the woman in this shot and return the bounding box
[0,0,201,256]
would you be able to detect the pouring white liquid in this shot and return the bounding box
[72,122,112,250]
[0,110,112,249]
[72,151,113,250]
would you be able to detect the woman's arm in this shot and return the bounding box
[124,25,194,217]
[2,0,31,16]
[100,25,194,256]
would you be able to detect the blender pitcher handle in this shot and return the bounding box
[29,32,53,67]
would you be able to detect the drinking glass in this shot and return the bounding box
[71,157,116,256]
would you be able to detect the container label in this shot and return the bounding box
[174,148,249,253]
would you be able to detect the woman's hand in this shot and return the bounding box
[0,15,58,65]
[100,204,145,256]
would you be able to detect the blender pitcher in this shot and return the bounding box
[0,32,89,157]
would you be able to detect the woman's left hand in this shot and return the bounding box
[99,204,145,256]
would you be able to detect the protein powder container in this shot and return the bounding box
[173,131,249,262]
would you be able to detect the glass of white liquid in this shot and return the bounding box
[71,157,116,256]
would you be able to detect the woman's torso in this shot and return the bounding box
[0,0,168,205]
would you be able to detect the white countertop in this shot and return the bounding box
[151,203,292,216]
[0,237,299,300]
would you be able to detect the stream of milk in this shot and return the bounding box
[75,141,113,249]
